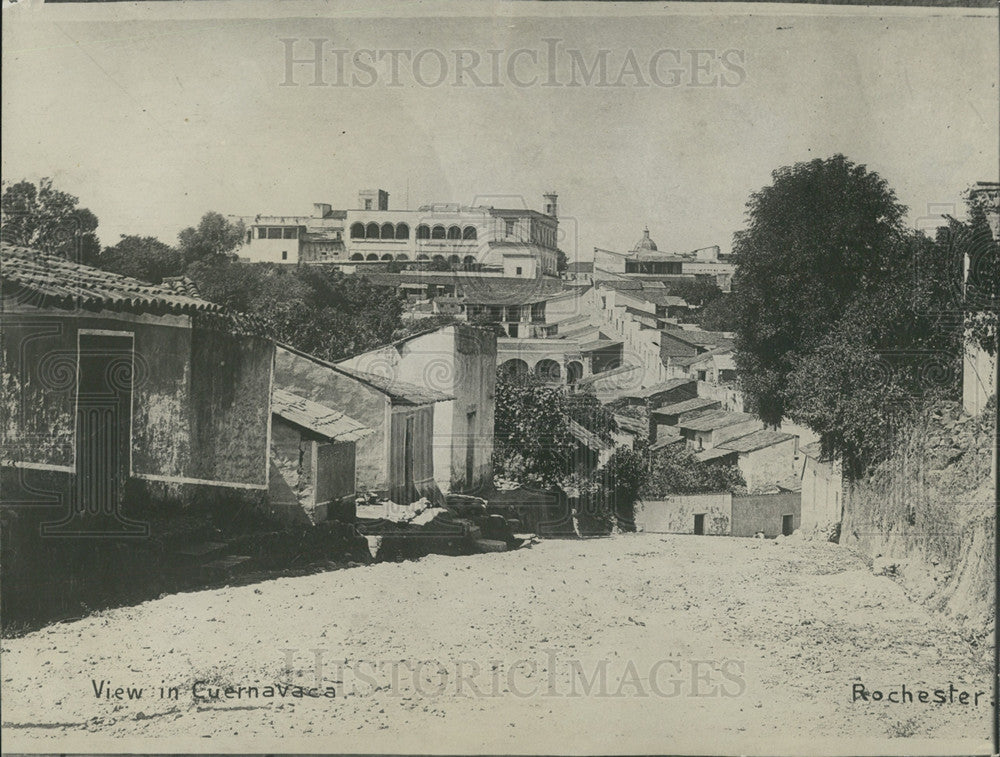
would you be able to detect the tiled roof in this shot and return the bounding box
[628,379,697,399]
[567,419,614,452]
[649,430,684,451]
[271,388,371,442]
[669,345,735,368]
[613,414,646,435]
[575,363,641,388]
[566,261,594,273]
[579,338,622,352]
[460,279,572,306]
[694,447,739,463]
[2,243,225,317]
[680,410,757,432]
[718,429,796,453]
[652,397,721,416]
[334,365,454,405]
[662,327,734,348]
[799,441,824,459]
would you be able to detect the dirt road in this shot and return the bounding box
[1,534,993,754]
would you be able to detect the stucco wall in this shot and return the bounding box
[2,306,271,490]
[730,492,801,537]
[635,494,732,534]
[800,455,842,532]
[735,437,798,492]
[275,346,389,494]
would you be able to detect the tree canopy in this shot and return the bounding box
[1,179,101,265]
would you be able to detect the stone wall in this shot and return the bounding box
[841,399,996,643]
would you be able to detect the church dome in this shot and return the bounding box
[633,227,657,252]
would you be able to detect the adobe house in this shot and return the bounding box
[678,410,762,451]
[650,396,721,442]
[275,344,452,505]
[717,429,799,493]
[1,243,274,531]
[268,388,371,525]
[336,323,497,495]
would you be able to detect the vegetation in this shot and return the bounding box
[641,445,746,497]
[1,178,101,265]
[731,154,969,477]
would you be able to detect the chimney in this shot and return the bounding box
[313,203,332,218]
[543,192,558,218]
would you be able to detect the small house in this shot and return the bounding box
[717,429,799,493]
[268,388,371,524]
[275,344,452,505]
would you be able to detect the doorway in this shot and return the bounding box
[693,513,705,535]
[782,514,794,536]
[465,410,476,490]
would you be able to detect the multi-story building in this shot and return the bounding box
[593,228,735,290]
[236,189,560,278]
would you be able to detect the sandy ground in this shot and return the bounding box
[1,534,994,755]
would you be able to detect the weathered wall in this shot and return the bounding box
[731,492,800,537]
[735,437,798,492]
[387,403,436,504]
[1,307,272,489]
[800,455,842,532]
[841,400,996,640]
[275,346,389,494]
[635,494,732,534]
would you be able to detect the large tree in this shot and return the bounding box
[732,155,908,426]
[177,211,245,266]
[1,178,101,265]
[98,235,184,283]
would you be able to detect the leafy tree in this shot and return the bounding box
[672,279,722,307]
[186,260,404,361]
[1,178,101,265]
[556,249,569,274]
[564,391,618,442]
[177,212,245,267]
[641,445,745,496]
[695,292,738,331]
[98,235,184,283]
[732,155,908,426]
[492,373,579,486]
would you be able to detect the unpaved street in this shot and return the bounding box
[2,535,993,754]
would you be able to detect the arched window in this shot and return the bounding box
[366,253,378,261]
[416,254,429,260]
[350,253,364,261]
[499,359,530,380]
[381,254,393,261]
[416,224,430,240]
[567,361,584,385]
[431,225,446,239]
[396,254,409,261]
[432,254,446,263]
[463,226,477,240]
[350,223,365,238]
[447,225,462,240]
[396,223,410,239]
[463,255,476,269]
[365,222,380,239]
[448,254,460,266]
[380,223,395,239]
[534,359,562,383]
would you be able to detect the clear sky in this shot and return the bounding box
[2,1,997,261]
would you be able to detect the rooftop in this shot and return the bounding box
[271,388,371,442]
[567,419,614,452]
[718,429,797,453]
[679,410,757,433]
[694,447,740,463]
[652,396,721,417]
[2,242,224,318]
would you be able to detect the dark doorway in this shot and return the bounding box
[465,411,476,490]
[46,332,143,535]
[693,513,705,535]
[782,514,794,536]
[404,415,414,490]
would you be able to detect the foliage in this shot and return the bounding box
[492,372,579,487]
[731,154,908,427]
[177,211,245,267]
[641,445,745,497]
[695,292,738,331]
[564,391,618,443]
[1,178,101,265]
[730,154,971,476]
[671,279,722,308]
[556,249,569,273]
[98,235,184,283]
[598,445,648,529]
[187,260,404,361]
